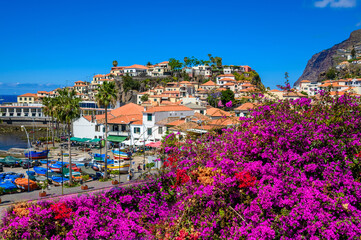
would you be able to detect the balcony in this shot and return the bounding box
[108,131,129,137]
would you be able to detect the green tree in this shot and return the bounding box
[146,62,152,66]
[351,47,356,59]
[95,81,117,179]
[214,57,223,68]
[221,89,235,105]
[326,68,337,80]
[122,74,140,92]
[168,58,183,72]
[184,57,190,67]
[141,94,149,102]
[56,88,81,184]
[113,60,118,67]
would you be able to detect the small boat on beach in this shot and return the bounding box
[107,160,130,173]
[51,176,69,186]
[33,166,48,176]
[92,153,110,161]
[14,178,38,191]
[72,157,92,164]
[25,150,50,160]
[49,163,63,173]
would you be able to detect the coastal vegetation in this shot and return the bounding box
[1,91,361,239]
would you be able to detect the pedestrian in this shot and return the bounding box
[137,164,141,172]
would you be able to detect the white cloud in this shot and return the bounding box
[314,0,357,8]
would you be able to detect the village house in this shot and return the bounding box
[123,64,148,77]
[143,105,194,142]
[17,93,38,105]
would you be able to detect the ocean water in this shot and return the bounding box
[0,133,28,151]
[0,95,17,104]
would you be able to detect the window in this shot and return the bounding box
[147,114,152,121]
[95,126,100,132]
[134,127,140,134]
[19,97,22,100]
[113,125,119,131]
[147,128,152,136]
[158,127,163,135]
[121,125,126,132]
[24,98,27,101]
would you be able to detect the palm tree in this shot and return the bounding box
[95,81,117,179]
[42,97,56,147]
[56,88,81,184]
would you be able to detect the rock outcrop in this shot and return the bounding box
[295,29,361,86]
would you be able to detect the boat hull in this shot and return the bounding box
[107,164,130,172]
[114,155,130,160]
[25,150,50,160]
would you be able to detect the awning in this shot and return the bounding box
[78,138,91,142]
[70,137,81,141]
[89,138,101,143]
[107,136,127,143]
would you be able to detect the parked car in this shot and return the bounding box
[21,160,42,169]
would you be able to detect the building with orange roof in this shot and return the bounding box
[73,103,145,142]
[234,102,256,117]
[216,74,236,85]
[147,61,171,77]
[206,107,231,119]
[123,64,148,77]
[200,81,217,91]
[143,105,194,142]
[17,93,38,104]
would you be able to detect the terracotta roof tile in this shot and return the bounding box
[18,93,37,97]
[124,64,148,69]
[235,102,256,111]
[201,81,217,86]
[206,107,231,117]
[145,105,193,113]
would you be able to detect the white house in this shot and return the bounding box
[123,64,148,77]
[142,105,194,142]
[73,115,105,139]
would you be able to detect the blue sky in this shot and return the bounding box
[0,0,360,95]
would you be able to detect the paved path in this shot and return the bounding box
[0,172,145,215]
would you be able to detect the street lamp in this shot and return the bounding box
[21,125,31,192]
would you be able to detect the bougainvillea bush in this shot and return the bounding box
[2,92,361,239]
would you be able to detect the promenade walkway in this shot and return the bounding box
[0,172,144,216]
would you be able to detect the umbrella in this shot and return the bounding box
[153,141,162,148]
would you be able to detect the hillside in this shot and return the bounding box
[295,29,361,86]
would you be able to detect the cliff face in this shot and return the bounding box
[295,29,361,86]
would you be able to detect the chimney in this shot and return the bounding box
[144,106,147,112]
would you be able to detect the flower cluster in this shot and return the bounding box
[2,93,361,239]
[50,202,73,220]
[234,171,256,189]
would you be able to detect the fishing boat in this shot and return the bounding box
[14,178,38,191]
[25,150,50,160]
[0,181,18,193]
[0,156,21,167]
[51,176,69,186]
[92,153,110,161]
[72,157,92,164]
[107,160,130,173]
[33,166,48,176]
[49,163,63,173]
